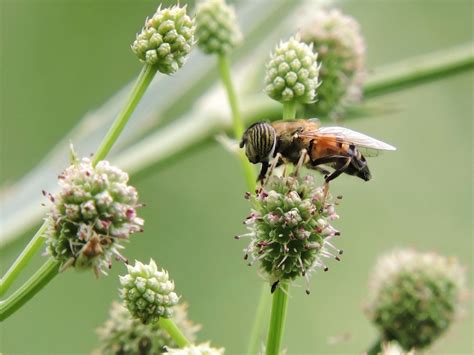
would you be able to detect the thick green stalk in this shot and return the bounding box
[282,101,296,120]
[265,282,289,355]
[0,258,59,321]
[217,54,257,190]
[158,317,191,348]
[93,64,158,164]
[0,64,159,317]
[367,338,382,355]
[247,284,271,354]
[0,224,47,297]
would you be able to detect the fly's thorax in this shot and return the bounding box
[240,122,276,164]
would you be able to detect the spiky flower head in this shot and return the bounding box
[196,0,242,55]
[300,8,366,119]
[166,342,225,355]
[264,35,320,104]
[237,174,342,293]
[95,301,200,355]
[131,5,195,74]
[120,259,179,324]
[45,151,143,275]
[367,249,468,351]
[381,342,414,355]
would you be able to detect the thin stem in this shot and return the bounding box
[217,54,257,191]
[367,338,382,355]
[265,282,289,355]
[0,258,59,321]
[93,64,158,165]
[158,317,191,348]
[247,284,271,354]
[364,43,474,98]
[0,223,47,297]
[282,101,296,120]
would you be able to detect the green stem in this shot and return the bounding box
[158,317,191,348]
[0,64,159,318]
[367,338,382,355]
[93,64,158,165]
[0,258,59,321]
[0,223,47,297]
[217,54,257,191]
[364,43,474,98]
[265,282,289,355]
[247,284,271,354]
[282,101,296,120]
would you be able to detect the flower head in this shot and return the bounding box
[45,153,143,275]
[96,301,200,355]
[166,342,224,355]
[300,8,366,119]
[196,0,242,55]
[237,174,342,292]
[131,5,195,74]
[120,259,179,324]
[264,35,320,104]
[367,249,468,350]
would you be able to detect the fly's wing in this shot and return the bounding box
[300,126,397,154]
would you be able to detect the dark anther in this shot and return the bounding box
[335,231,341,236]
[234,235,240,240]
[324,267,329,272]
[335,256,341,261]
[42,190,47,196]
[305,289,311,295]
[339,250,344,255]
[271,280,280,293]
[244,254,249,260]
[337,195,343,199]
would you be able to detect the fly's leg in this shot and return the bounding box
[293,149,308,177]
[310,155,351,204]
[257,161,270,184]
[263,153,282,186]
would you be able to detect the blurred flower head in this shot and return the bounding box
[45,150,143,275]
[196,0,242,55]
[131,4,195,74]
[367,249,468,350]
[237,174,342,292]
[120,259,180,324]
[300,8,366,119]
[264,35,320,104]
[95,301,200,355]
[166,342,225,355]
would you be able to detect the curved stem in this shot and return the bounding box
[0,223,47,297]
[367,338,382,355]
[282,101,296,120]
[217,54,257,191]
[0,258,59,321]
[265,282,289,355]
[158,317,191,348]
[93,64,158,164]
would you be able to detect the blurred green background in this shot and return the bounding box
[0,0,472,354]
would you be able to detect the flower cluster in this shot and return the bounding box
[45,154,143,275]
[367,249,468,350]
[166,342,225,355]
[120,259,179,324]
[96,301,200,355]
[264,36,320,104]
[131,5,195,74]
[237,174,342,292]
[196,0,242,55]
[300,8,366,119]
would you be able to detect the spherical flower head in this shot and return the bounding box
[238,174,342,290]
[381,341,414,355]
[264,35,320,104]
[166,342,225,355]
[300,8,366,119]
[120,259,179,324]
[196,0,242,55]
[95,301,200,354]
[45,153,143,275]
[367,249,468,350]
[131,5,195,74]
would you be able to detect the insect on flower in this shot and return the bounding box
[240,119,396,192]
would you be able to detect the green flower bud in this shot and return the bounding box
[237,175,342,293]
[131,5,195,74]
[264,36,320,104]
[196,0,242,55]
[120,259,179,324]
[366,249,468,351]
[166,342,225,355]
[300,9,366,119]
[45,152,143,275]
[95,301,200,355]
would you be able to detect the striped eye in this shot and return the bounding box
[240,122,276,164]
